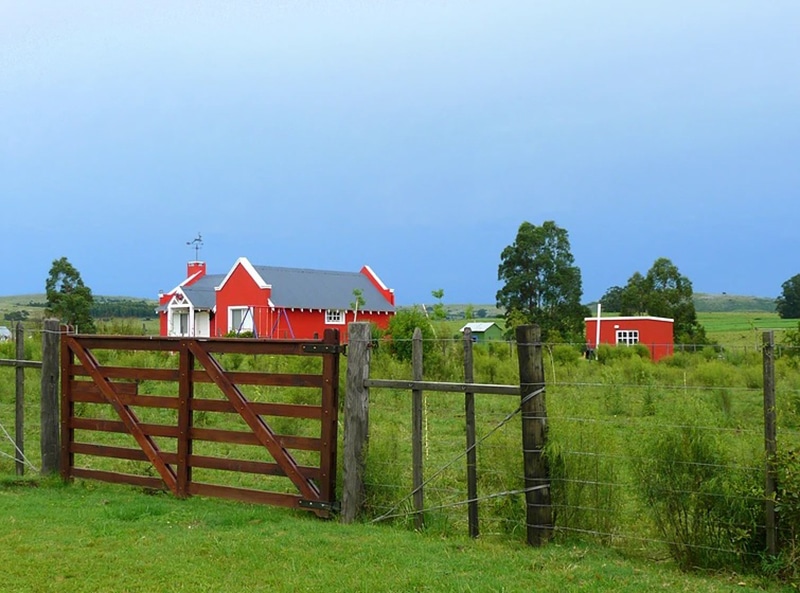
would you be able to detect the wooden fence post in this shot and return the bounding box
[40,319,61,475]
[412,327,424,529]
[463,328,479,538]
[763,331,778,556]
[15,322,25,476]
[342,322,371,523]
[516,324,552,546]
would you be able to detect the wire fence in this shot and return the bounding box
[357,332,800,574]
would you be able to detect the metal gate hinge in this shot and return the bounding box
[298,499,340,513]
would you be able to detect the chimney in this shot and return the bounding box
[187,261,206,279]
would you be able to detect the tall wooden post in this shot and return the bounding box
[412,327,424,529]
[176,340,194,498]
[463,328,479,538]
[15,322,25,476]
[516,324,552,546]
[342,322,371,523]
[40,319,61,475]
[763,331,778,556]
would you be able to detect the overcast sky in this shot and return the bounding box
[2,1,798,305]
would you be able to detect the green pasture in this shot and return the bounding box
[2,306,800,585]
[698,311,798,349]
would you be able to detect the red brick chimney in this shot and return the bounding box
[187,261,206,279]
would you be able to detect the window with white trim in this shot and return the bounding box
[229,306,253,333]
[325,310,345,325]
[616,329,639,346]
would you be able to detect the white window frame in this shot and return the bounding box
[616,329,639,346]
[178,312,189,336]
[325,310,345,325]
[229,306,253,334]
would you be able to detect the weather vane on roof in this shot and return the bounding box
[187,232,203,260]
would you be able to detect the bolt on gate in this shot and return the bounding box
[60,329,341,517]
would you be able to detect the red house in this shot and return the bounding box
[584,315,674,361]
[158,257,395,341]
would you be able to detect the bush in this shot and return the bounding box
[383,308,439,373]
[774,448,800,582]
[596,343,650,364]
[630,403,762,571]
[550,343,582,366]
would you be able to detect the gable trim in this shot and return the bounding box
[216,256,272,292]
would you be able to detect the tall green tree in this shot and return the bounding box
[618,257,705,345]
[598,286,625,312]
[496,221,587,340]
[619,272,648,316]
[45,257,96,333]
[776,274,800,319]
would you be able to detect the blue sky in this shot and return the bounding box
[2,1,798,305]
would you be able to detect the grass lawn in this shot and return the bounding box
[0,478,794,593]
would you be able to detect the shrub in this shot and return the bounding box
[383,308,439,373]
[550,343,582,366]
[662,351,696,369]
[630,403,762,571]
[596,343,649,364]
[774,448,800,582]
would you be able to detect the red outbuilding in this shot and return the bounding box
[584,315,674,361]
[158,257,395,342]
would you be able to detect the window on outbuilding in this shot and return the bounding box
[616,329,639,346]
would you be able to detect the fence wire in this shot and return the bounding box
[362,354,799,570]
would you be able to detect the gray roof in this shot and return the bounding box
[0,326,11,338]
[253,266,394,312]
[182,274,225,310]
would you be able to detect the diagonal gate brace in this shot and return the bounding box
[66,337,178,494]
[187,342,321,502]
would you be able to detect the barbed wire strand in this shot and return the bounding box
[0,419,38,472]
[371,387,544,524]
[373,484,549,522]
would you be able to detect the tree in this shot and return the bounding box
[430,289,447,321]
[45,257,96,333]
[496,221,587,340]
[4,310,29,322]
[598,286,625,312]
[350,288,365,322]
[619,272,648,316]
[618,258,706,345]
[776,274,800,319]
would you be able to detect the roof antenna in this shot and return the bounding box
[187,232,203,261]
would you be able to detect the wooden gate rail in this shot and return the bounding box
[61,330,340,517]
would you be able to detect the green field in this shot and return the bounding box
[0,478,795,593]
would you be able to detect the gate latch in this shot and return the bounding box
[302,344,345,354]
[299,499,340,513]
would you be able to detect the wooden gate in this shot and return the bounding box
[60,329,341,517]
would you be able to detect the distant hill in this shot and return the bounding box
[0,294,158,323]
[689,293,776,313]
[417,293,777,320]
